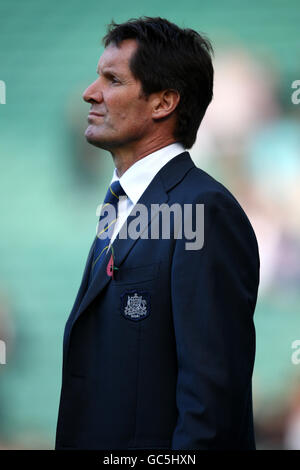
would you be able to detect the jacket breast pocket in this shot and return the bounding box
[112,262,160,285]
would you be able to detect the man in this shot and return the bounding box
[55,17,260,450]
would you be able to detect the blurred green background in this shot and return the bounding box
[0,0,300,449]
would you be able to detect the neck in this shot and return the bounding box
[111,136,177,177]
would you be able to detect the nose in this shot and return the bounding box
[82,79,103,104]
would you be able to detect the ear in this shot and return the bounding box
[151,89,180,120]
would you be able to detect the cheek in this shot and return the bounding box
[119,111,128,121]
[105,92,150,128]
[106,97,127,121]
[112,107,139,125]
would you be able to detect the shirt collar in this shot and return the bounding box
[110,142,185,205]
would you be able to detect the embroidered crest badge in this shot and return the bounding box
[120,291,150,321]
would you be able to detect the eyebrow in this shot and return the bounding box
[96,67,121,77]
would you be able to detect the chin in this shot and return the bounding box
[85,127,102,145]
[84,130,110,151]
[85,125,97,140]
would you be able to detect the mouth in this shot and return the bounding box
[89,111,104,117]
[87,112,105,123]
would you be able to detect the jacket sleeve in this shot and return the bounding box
[170,192,260,449]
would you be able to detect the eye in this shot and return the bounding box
[110,76,120,85]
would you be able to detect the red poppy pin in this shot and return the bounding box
[107,254,114,278]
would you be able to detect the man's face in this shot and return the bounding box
[83,39,153,151]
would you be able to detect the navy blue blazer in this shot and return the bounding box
[55,151,259,450]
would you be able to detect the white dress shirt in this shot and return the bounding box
[108,142,185,246]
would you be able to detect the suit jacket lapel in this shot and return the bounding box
[70,151,195,327]
[112,174,168,269]
[62,237,96,351]
[71,174,168,327]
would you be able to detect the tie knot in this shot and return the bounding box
[103,180,126,206]
[110,180,126,198]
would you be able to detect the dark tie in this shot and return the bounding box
[89,180,126,282]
